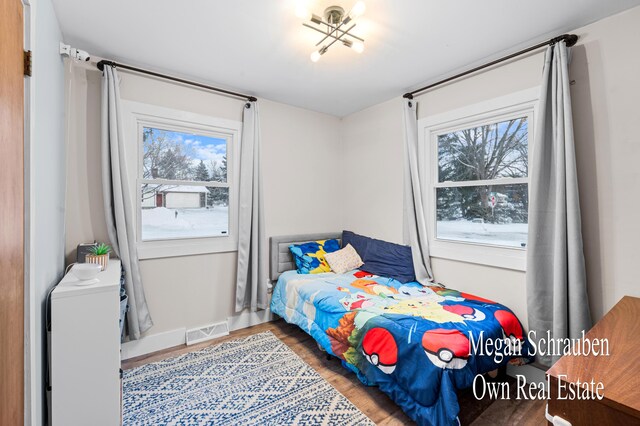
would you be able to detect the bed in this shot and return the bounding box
[269,233,532,426]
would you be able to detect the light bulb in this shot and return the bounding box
[351,41,365,53]
[310,50,322,62]
[349,1,366,19]
[295,6,312,20]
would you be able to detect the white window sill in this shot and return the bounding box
[430,240,526,271]
[137,237,238,260]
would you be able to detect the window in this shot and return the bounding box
[436,116,529,248]
[419,88,538,270]
[140,127,229,241]
[122,101,241,259]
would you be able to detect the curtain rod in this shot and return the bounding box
[96,60,257,102]
[403,33,578,99]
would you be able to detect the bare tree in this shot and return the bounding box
[141,128,196,202]
[437,117,528,223]
[438,117,527,182]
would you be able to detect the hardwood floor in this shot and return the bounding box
[123,319,547,425]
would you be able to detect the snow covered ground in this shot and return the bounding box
[437,220,527,248]
[142,207,228,240]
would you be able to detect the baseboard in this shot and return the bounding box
[121,310,274,360]
[227,308,273,332]
[121,327,186,361]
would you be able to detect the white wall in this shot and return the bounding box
[569,8,640,322]
[65,67,343,338]
[25,0,66,424]
[340,6,640,326]
[63,5,640,359]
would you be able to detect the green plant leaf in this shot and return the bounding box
[89,242,112,256]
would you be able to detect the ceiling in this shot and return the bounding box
[52,0,640,117]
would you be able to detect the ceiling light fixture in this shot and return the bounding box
[298,1,366,62]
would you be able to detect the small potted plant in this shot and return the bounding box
[86,242,112,271]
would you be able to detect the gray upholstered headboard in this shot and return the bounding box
[270,233,341,281]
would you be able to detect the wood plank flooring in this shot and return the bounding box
[123,319,547,425]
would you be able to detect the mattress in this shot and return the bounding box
[270,269,532,426]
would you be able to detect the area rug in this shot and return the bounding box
[123,331,374,425]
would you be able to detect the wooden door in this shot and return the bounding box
[0,0,25,424]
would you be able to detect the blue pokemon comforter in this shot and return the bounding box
[270,270,532,426]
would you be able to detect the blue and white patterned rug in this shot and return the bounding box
[123,331,375,425]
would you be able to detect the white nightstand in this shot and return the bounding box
[50,259,122,426]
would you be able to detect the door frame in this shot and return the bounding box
[1,0,28,424]
[22,0,36,424]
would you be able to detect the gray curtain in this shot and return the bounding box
[235,101,268,312]
[101,66,153,339]
[402,99,434,284]
[526,42,591,366]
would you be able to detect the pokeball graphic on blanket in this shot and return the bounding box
[362,328,398,374]
[494,309,524,351]
[443,304,486,321]
[421,329,470,369]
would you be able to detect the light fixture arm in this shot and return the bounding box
[318,18,350,47]
[300,2,366,61]
[315,23,357,47]
[303,23,363,47]
[330,25,364,43]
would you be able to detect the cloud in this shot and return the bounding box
[154,129,226,164]
[193,142,226,161]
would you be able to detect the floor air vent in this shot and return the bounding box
[186,321,229,346]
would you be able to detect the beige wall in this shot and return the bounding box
[340,6,640,325]
[66,6,640,339]
[29,0,66,424]
[65,67,343,336]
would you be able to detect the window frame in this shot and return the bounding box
[418,87,539,271]
[122,100,242,259]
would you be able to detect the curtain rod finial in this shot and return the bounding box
[403,93,414,99]
[565,34,579,47]
[551,34,579,47]
[247,96,258,102]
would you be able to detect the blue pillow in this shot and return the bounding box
[341,230,415,283]
[289,239,340,274]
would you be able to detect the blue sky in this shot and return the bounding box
[147,127,227,166]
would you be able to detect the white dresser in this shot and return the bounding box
[51,259,122,426]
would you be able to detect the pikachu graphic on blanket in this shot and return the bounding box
[383,298,464,323]
[350,279,398,297]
